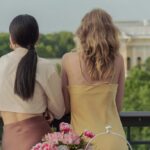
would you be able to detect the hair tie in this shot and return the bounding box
[27,45,35,50]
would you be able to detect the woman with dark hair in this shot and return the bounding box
[0,14,65,150]
[61,9,128,150]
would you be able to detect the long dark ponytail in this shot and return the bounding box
[9,15,39,100]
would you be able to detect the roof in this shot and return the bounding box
[115,20,150,38]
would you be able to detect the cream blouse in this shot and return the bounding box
[0,47,65,119]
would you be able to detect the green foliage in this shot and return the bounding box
[124,61,150,111]
[56,63,61,75]
[37,32,75,58]
[145,57,150,72]
[124,58,150,150]
[0,33,11,56]
[0,32,75,58]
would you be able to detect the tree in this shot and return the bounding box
[0,32,75,58]
[36,32,75,58]
[123,58,150,150]
[0,33,11,56]
[124,58,150,111]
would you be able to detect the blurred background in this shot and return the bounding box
[0,0,150,149]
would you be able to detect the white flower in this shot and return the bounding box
[58,145,69,150]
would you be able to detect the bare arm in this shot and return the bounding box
[61,56,70,114]
[115,56,125,113]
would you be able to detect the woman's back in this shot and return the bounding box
[69,84,128,150]
[1,15,65,150]
[62,52,128,150]
[62,52,122,85]
[68,84,119,132]
[0,48,65,124]
[62,8,128,150]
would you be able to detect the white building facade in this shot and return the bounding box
[116,21,150,75]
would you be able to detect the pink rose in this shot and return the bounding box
[31,143,42,150]
[41,143,49,149]
[45,132,62,145]
[41,142,57,150]
[62,131,80,145]
[59,122,71,133]
[62,134,73,144]
[83,130,95,138]
[70,132,80,144]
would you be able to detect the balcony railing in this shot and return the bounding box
[0,111,150,147]
[120,111,150,146]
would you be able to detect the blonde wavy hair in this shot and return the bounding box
[76,8,120,81]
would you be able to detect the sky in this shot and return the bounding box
[0,0,150,33]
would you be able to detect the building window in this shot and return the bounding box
[127,57,131,70]
[137,57,142,67]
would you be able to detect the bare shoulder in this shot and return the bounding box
[62,52,78,63]
[62,52,78,72]
[62,52,78,59]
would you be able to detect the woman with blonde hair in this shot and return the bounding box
[61,9,128,150]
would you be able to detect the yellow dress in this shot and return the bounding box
[68,84,128,150]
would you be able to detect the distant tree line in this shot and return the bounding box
[0,32,75,58]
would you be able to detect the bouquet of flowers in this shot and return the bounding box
[31,122,95,150]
